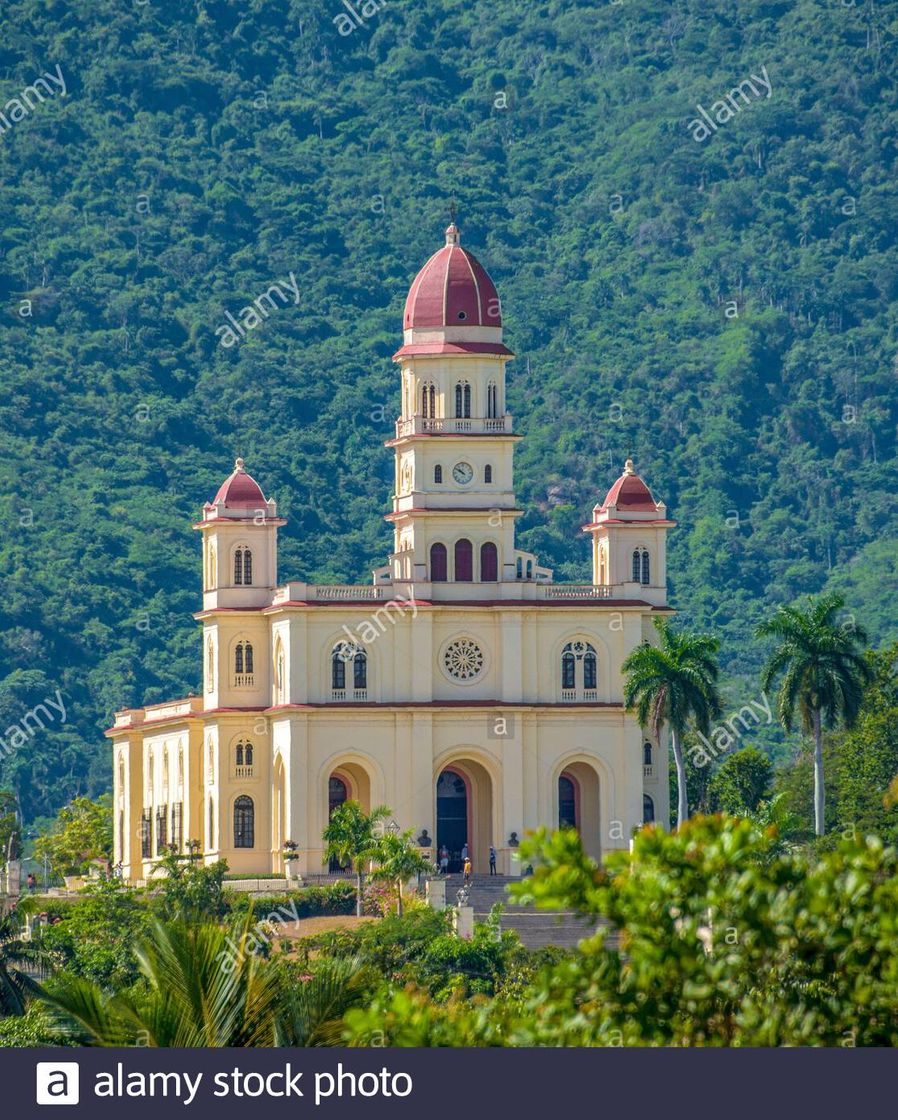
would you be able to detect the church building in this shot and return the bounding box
[109,223,674,882]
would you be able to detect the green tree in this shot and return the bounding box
[33,878,149,989]
[0,791,17,863]
[708,746,773,815]
[323,801,390,918]
[276,957,371,1046]
[41,916,281,1046]
[150,848,228,922]
[623,618,722,826]
[369,831,433,918]
[0,911,51,1017]
[34,796,113,877]
[757,591,872,837]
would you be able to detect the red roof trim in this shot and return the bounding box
[392,342,514,359]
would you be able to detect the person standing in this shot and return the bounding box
[463,856,472,883]
[461,841,469,862]
[489,846,497,875]
[439,845,449,875]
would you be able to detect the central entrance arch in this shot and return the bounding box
[435,758,494,874]
[436,769,468,873]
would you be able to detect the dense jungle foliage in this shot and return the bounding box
[1,0,897,820]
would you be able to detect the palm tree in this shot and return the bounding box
[756,591,871,837]
[370,831,434,917]
[0,911,52,1016]
[323,801,390,918]
[276,957,370,1046]
[42,915,281,1046]
[623,616,722,827]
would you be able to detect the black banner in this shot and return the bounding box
[1,1047,882,1118]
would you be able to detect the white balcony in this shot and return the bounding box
[233,674,255,688]
[331,689,369,702]
[542,585,613,599]
[644,764,655,779]
[394,415,513,438]
[235,766,254,779]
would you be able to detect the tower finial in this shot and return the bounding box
[445,199,460,245]
[235,457,245,472]
[623,458,635,475]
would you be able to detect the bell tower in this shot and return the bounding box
[194,458,285,610]
[582,459,675,605]
[386,223,543,589]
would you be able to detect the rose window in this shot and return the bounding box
[443,638,484,681]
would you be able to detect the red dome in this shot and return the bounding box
[598,461,658,513]
[403,224,502,330]
[213,458,266,507]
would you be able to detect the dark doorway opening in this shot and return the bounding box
[329,775,349,872]
[559,774,578,830]
[436,769,468,873]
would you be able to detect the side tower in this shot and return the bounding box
[583,459,675,608]
[193,459,285,710]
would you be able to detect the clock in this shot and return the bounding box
[452,461,474,485]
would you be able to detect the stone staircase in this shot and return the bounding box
[446,873,607,950]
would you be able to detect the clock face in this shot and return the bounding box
[452,461,474,485]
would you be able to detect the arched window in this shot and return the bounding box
[583,648,597,690]
[332,645,347,690]
[422,383,435,418]
[487,383,497,418]
[464,382,471,417]
[484,464,492,483]
[632,548,650,585]
[434,464,443,484]
[455,538,473,581]
[643,794,655,824]
[643,742,653,765]
[561,649,576,690]
[353,650,367,690]
[481,542,498,582]
[526,559,533,579]
[516,557,523,579]
[235,641,254,678]
[561,641,598,699]
[234,546,253,585]
[275,642,286,702]
[234,795,254,848]
[235,743,244,767]
[455,382,471,418]
[431,543,448,582]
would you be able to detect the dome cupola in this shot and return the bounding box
[395,222,513,359]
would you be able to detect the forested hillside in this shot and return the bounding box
[1,0,897,820]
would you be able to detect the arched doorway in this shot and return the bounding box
[436,769,468,873]
[556,761,602,861]
[643,794,655,824]
[435,759,494,874]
